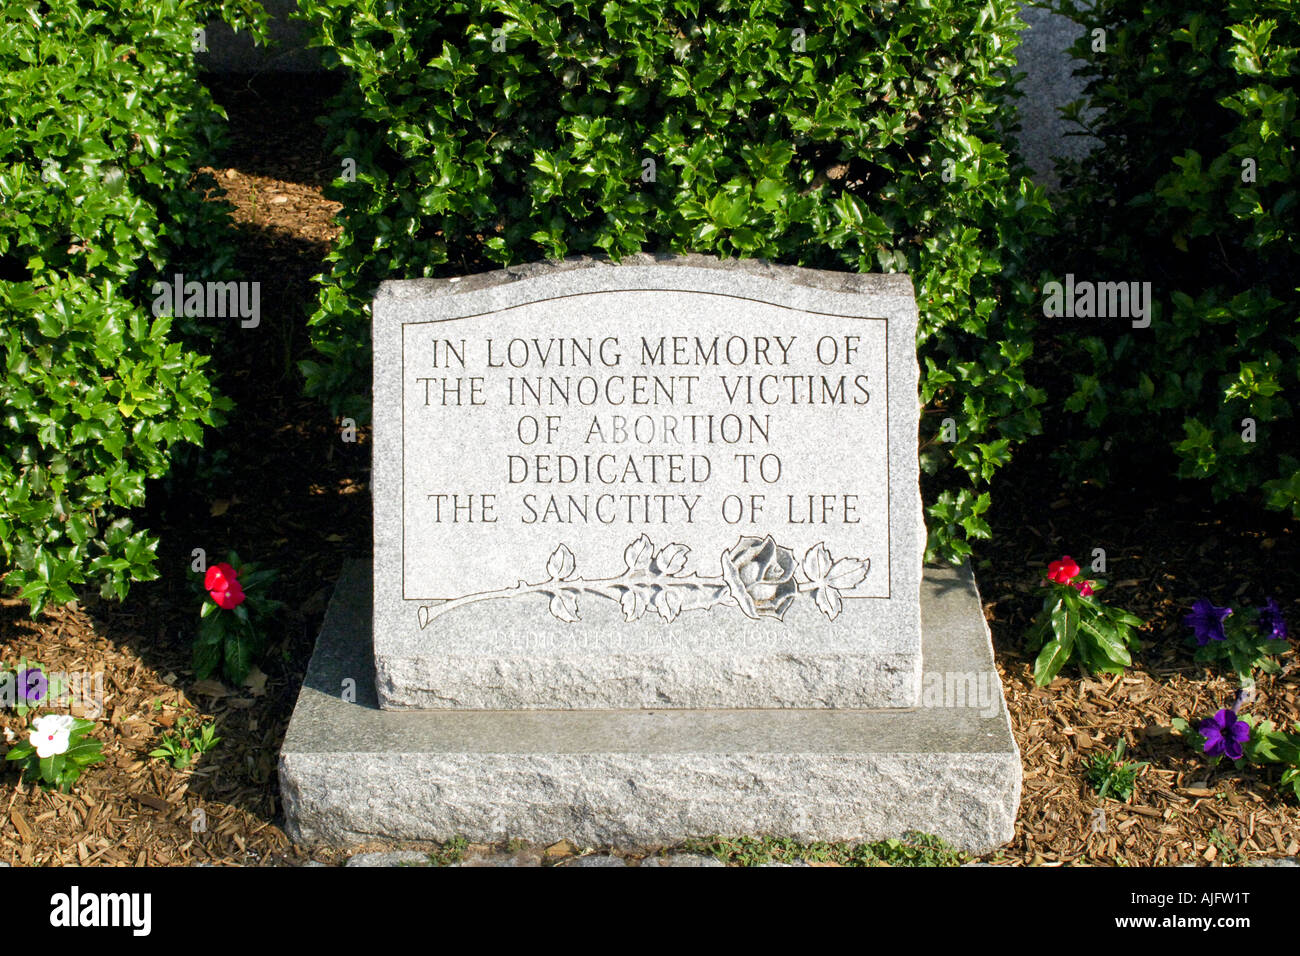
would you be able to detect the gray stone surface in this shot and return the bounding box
[639,854,725,867]
[453,849,545,867]
[345,850,433,867]
[559,855,628,867]
[1014,5,1100,187]
[279,558,1021,853]
[371,254,924,710]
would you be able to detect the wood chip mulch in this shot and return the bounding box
[974,438,1300,865]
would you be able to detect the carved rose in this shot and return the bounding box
[720,535,798,621]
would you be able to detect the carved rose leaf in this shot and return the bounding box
[827,557,868,592]
[802,542,833,584]
[815,586,843,621]
[545,544,576,581]
[421,535,867,629]
[620,588,647,622]
[623,533,654,573]
[653,543,690,576]
[549,591,580,623]
[654,588,684,623]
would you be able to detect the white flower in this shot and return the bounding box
[29,714,76,758]
[2,726,14,744]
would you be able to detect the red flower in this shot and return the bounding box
[212,580,246,609]
[1047,555,1080,584]
[1073,580,1094,597]
[204,562,236,591]
[205,562,246,610]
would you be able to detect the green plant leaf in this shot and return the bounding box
[1034,634,1074,686]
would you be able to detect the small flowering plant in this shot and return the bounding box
[0,660,63,718]
[1244,720,1300,802]
[1172,709,1249,765]
[1173,707,1300,800]
[1184,597,1290,687]
[1024,554,1144,686]
[4,714,104,792]
[191,551,281,685]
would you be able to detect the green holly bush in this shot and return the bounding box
[0,0,267,615]
[296,0,1053,563]
[1047,0,1300,516]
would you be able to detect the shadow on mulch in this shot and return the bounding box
[202,72,345,189]
[109,226,369,826]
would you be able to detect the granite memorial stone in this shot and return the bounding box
[279,255,1022,852]
[371,255,923,710]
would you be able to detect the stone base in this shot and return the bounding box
[279,561,1021,853]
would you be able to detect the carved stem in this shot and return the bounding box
[418,573,731,626]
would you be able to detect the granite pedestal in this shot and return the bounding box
[279,559,1020,852]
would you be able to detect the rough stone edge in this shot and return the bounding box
[372,648,923,711]
[374,253,914,302]
[282,750,1019,852]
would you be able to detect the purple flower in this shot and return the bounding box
[1199,709,1251,761]
[1185,599,1232,646]
[17,668,46,703]
[1258,598,1288,641]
